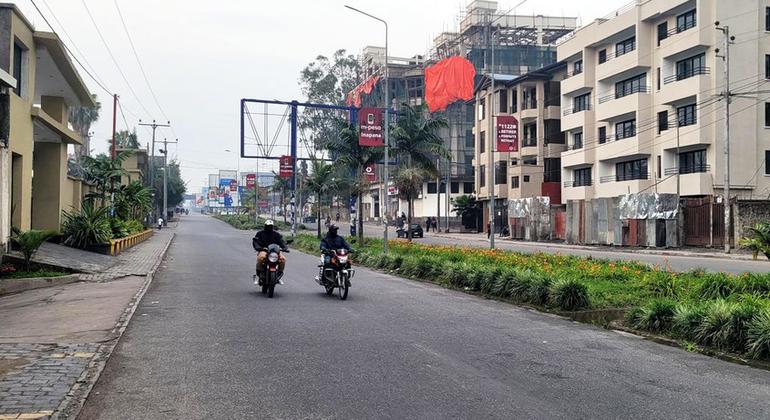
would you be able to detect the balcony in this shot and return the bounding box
[596,48,650,83]
[596,129,652,162]
[658,171,714,196]
[600,172,649,183]
[563,179,593,188]
[659,69,711,105]
[562,103,591,116]
[664,164,710,176]
[596,86,650,121]
[561,70,591,96]
[561,106,592,132]
[659,19,710,60]
[663,67,709,85]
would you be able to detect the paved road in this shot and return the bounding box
[80,214,770,419]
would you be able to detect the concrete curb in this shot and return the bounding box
[52,232,176,420]
[0,274,81,296]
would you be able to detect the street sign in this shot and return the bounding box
[496,115,519,152]
[359,107,384,146]
[245,173,256,189]
[279,155,293,178]
[364,163,376,181]
[387,186,399,196]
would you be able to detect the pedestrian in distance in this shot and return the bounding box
[425,217,431,233]
[336,212,341,223]
[432,217,438,232]
[487,221,491,239]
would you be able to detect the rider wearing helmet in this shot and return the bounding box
[316,224,353,282]
[252,219,287,275]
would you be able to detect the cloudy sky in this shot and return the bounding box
[15,0,626,192]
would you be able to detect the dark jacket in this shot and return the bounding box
[320,234,351,252]
[252,229,286,251]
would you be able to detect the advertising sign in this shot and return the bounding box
[496,115,519,152]
[387,186,399,196]
[359,107,384,146]
[364,163,376,181]
[208,187,218,200]
[219,178,233,189]
[229,179,238,192]
[279,155,293,178]
[245,173,256,189]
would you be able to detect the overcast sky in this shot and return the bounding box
[14,0,626,192]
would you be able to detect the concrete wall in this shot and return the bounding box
[31,142,66,231]
[735,200,770,246]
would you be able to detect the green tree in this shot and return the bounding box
[327,123,384,244]
[114,180,153,221]
[69,94,101,160]
[391,103,449,240]
[271,174,291,224]
[451,195,479,217]
[108,129,140,155]
[151,160,187,217]
[304,159,340,238]
[81,151,132,204]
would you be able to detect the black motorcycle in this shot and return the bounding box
[317,249,354,300]
[254,244,288,298]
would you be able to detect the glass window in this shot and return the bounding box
[765,103,770,127]
[479,165,486,187]
[465,129,474,148]
[766,55,770,79]
[573,60,583,75]
[523,156,537,165]
[677,9,696,33]
[427,182,437,194]
[615,119,636,140]
[657,155,662,179]
[495,161,508,185]
[767,7,770,32]
[523,123,537,147]
[615,37,635,57]
[574,168,591,187]
[657,22,668,45]
[478,98,486,120]
[573,131,583,149]
[598,49,607,64]
[675,53,706,81]
[12,43,23,96]
[677,104,697,127]
[451,182,459,194]
[544,158,561,182]
[598,127,607,144]
[510,90,518,113]
[657,67,661,90]
[511,176,520,189]
[679,149,707,174]
[658,110,669,133]
[574,93,590,112]
[479,131,485,154]
[615,74,646,98]
[463,182,474,194]
[498,90,508,113]
[766,151,770,176]
[615,159,648,181]
[523,175,530,182]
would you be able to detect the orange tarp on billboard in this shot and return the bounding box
[346,75,380,107]
[424,56,476,113]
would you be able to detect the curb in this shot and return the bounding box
[52,232,176,420]
[0,274,81,296]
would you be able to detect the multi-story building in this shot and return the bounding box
[0,4,96,249]
[557,0,770,246]
[473,62,567,238]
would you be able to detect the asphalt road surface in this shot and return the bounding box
[79,214,770,419]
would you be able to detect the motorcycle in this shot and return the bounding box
[316,249,354,300]
[254,244,289,298]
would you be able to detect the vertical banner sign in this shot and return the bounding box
[496,115,519,152]
[359,107,384,146]
[279,155,293,178]
[229,179,238,192]
[364,163,376,181]
[245,173,256,189]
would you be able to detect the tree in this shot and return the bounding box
[69,94,101,160]
[271,174,290,224]
[81,151,132,204]
[114,181,153,221]
[391,103,449,240]
[11,230,56,271]
[108,129,140,155]
[304,159,340,238]
[327,123,384,244]
[451,195,479,217]
[151,160,187,216]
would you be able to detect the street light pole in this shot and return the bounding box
[345,5,389,254]
[139,119,171,219]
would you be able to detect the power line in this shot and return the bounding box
[79,0,153,118]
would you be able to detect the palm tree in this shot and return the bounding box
[108,129,140,155]
[81,151,132,205]
[271,174,291,223]
[69,94,101,160]
[304,159,340,238]
[326,123,384,244]
[114,181,153,221]
[390,103,449,240]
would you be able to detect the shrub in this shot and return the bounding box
[378,254,395,270]
[440,262,469,287]
[698,274,737,300]
[643,271,680,298]
[399,257,420,277]
[527,273,552,306]
[387,255,404,271]
[695,300,736,349]
[11,230,56,271]
[672,303,707,339]
[480,267,504,295]
[727,301,763,353]
[414,256,441,279]
[743,273,770,296]
[738,222,770,260]
[62,203,112,249]
[508,269,534,302]
[630,299,676,332]
[747,310,770,359]
[550,278,591,311]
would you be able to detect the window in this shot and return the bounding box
[658,110,669,133]
[766,151,770,175]
[451,182,460,194]
[677,9,696,33]
[479,165,486,187]
[479,132,485,153]
[523,156,537,165]
[657,22,668,45]
[574,93,590,112]
[573,131,583,149]
[427,182,438,194]
[511,176,520,189]
[573,60,583,75]
[615,159,648,181]
[615,119,636,140]
[598,49,607,64]
[465,129,474,148]
[656,67,661,90]
[498,90,508,113]
[657,155,662,179]
[675,53,706,81]
[598,127,607,144]
[463,182,474,193]
[523,88,537,109]
[615,37,636,57]
[544,158,561,182]
[511,158,518,166]
[523,123,537,147]
[767,7,770,32]
[766,55,770,79]
[12,43,23,96]
[679,149,707,174]
[765,103,770,127]
[574,168,591,187]
[495,161,507,185]
[478,98,486,120]
[523,175,530,182]
[510,90,518,113]
[615,74,646,99]
[677,104,697,127]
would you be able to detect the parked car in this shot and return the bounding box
[302,216,316,223]
[396,224,424,238]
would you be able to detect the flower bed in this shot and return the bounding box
[293,234,770,361]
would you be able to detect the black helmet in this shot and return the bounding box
[328,224,339,231]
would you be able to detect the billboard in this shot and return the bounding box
[359,107,384,146]
[245,173,256,189]
[279,155,293,178]
[496,115,519,152]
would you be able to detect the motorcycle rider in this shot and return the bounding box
[252,219,288,283]
[316,224,353,281]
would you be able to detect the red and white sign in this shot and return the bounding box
[364,163,376,181]
[245,173,256,189]
[359,107,384,147]
[279,155,293,179]
[387,186,399,196]
[496,115,519,152]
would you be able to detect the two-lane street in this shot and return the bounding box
[79,215,770,419]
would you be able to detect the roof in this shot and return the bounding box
[33,32,96,107]
[474,73,520,94]
[505,61,567,87]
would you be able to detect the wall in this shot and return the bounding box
[31,142,66,231]
[735,200,770,246]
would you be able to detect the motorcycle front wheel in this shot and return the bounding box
[267,272,276,298]
[338,273,349,300]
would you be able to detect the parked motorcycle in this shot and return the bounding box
[254,244,288,298]
[316,249,354,300]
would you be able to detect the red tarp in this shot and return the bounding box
[346,75,380,107]
[424,56,476,113]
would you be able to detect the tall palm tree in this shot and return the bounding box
[326,123,384,244]
[81,151,132,205]
[304,159,340,238]
[390,103,449,240]
[114,181,153,221]
[69,94,101,161]
[271,173,291,223]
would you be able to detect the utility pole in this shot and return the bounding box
[111,94,117,159]
[488,17,496,249]
[716,23,734,253]
[158,138,178,226]
[138,119,171,218]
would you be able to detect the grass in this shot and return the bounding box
[213,214,300,231]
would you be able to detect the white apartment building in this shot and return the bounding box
[558,0,770,202]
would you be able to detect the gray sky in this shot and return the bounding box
[15,0,626,193]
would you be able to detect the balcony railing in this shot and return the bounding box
[522,138,537,148]
[562,104,591,116]
[663,67,710,85]
[522,99,538,110]
[663,164,710,176]
[665,19,696,38]
[598,85,650,104]
[599,43,636,64]
[563,179,593,188]
[600,172,650,183]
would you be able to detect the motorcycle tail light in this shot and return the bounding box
[338,255,348,264]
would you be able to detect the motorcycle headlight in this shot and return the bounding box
[268,253,279,263]
[338,255,348,264]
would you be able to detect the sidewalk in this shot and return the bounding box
[0,227,175,419]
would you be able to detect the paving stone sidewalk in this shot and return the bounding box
[0,228,175,419]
